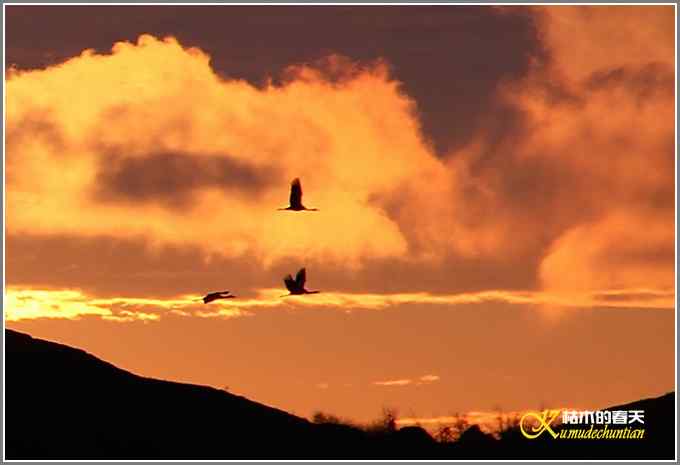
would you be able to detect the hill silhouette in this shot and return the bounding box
[5,329,675,459]
[5,329,412,459]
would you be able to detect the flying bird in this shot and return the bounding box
[282,268,320,296]
[278,178,318,211]
[202,291,236,304]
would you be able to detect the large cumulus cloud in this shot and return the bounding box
[6,6,675,317]
[445,5,675,297]
[6,36,463,267]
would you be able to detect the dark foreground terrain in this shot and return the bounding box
[5,329,675,459]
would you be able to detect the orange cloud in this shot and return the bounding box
[447,5,675,300]
[373,379,412,387]
[397,407,573,434]
[102,310,160,323]
[6,35,467,268]
[4,287,241,322]
[6,285,672,322]
[540,210,675,294]
[529,7,675,298]
[6,7,674,306]
[4,289,111,321]
[534,6,674,85]
[373,374,441,387]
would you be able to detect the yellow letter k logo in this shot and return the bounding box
[519,409,561,439]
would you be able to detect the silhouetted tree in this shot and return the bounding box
[435,413,470,443]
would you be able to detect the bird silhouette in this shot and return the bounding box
[282,268,320,296]
[201,291,236,304]
[278,178,319,211]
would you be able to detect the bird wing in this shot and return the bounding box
[290,178,303,209]
[295,268,307,288]
[203,293,218,304]
[284,274,297,293]
[203,291,231,304]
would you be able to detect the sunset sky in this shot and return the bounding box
[5,5,675,425]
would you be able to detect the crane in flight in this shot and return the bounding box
[282,268,320,296]
[278,178,319,211]
[201,291,236,304]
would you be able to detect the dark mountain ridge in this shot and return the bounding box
[5,329,397,459]
[5,329,675,459]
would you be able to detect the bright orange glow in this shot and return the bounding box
[5,5,675,428]
[446,5,675,301]
[5,285,673,322]
[7,35,467,267]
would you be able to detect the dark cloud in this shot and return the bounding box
[600,237,675,269]
[93,151,278,209]
[438,52,675,266]
[5,5,543,155]
[6,233,267,298]
[585,63,675,101]
[5,111,66,187]
[592,290,675,304]
[7,110,63,142]
[6,110,65,154]
[6,233,540,299]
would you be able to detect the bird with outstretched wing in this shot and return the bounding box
[202,291,236,304]
[290,178,303,210]
[281,267,320,296]
[278,178,318,211]
[283,274,298,294]
[295,267,306,289]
